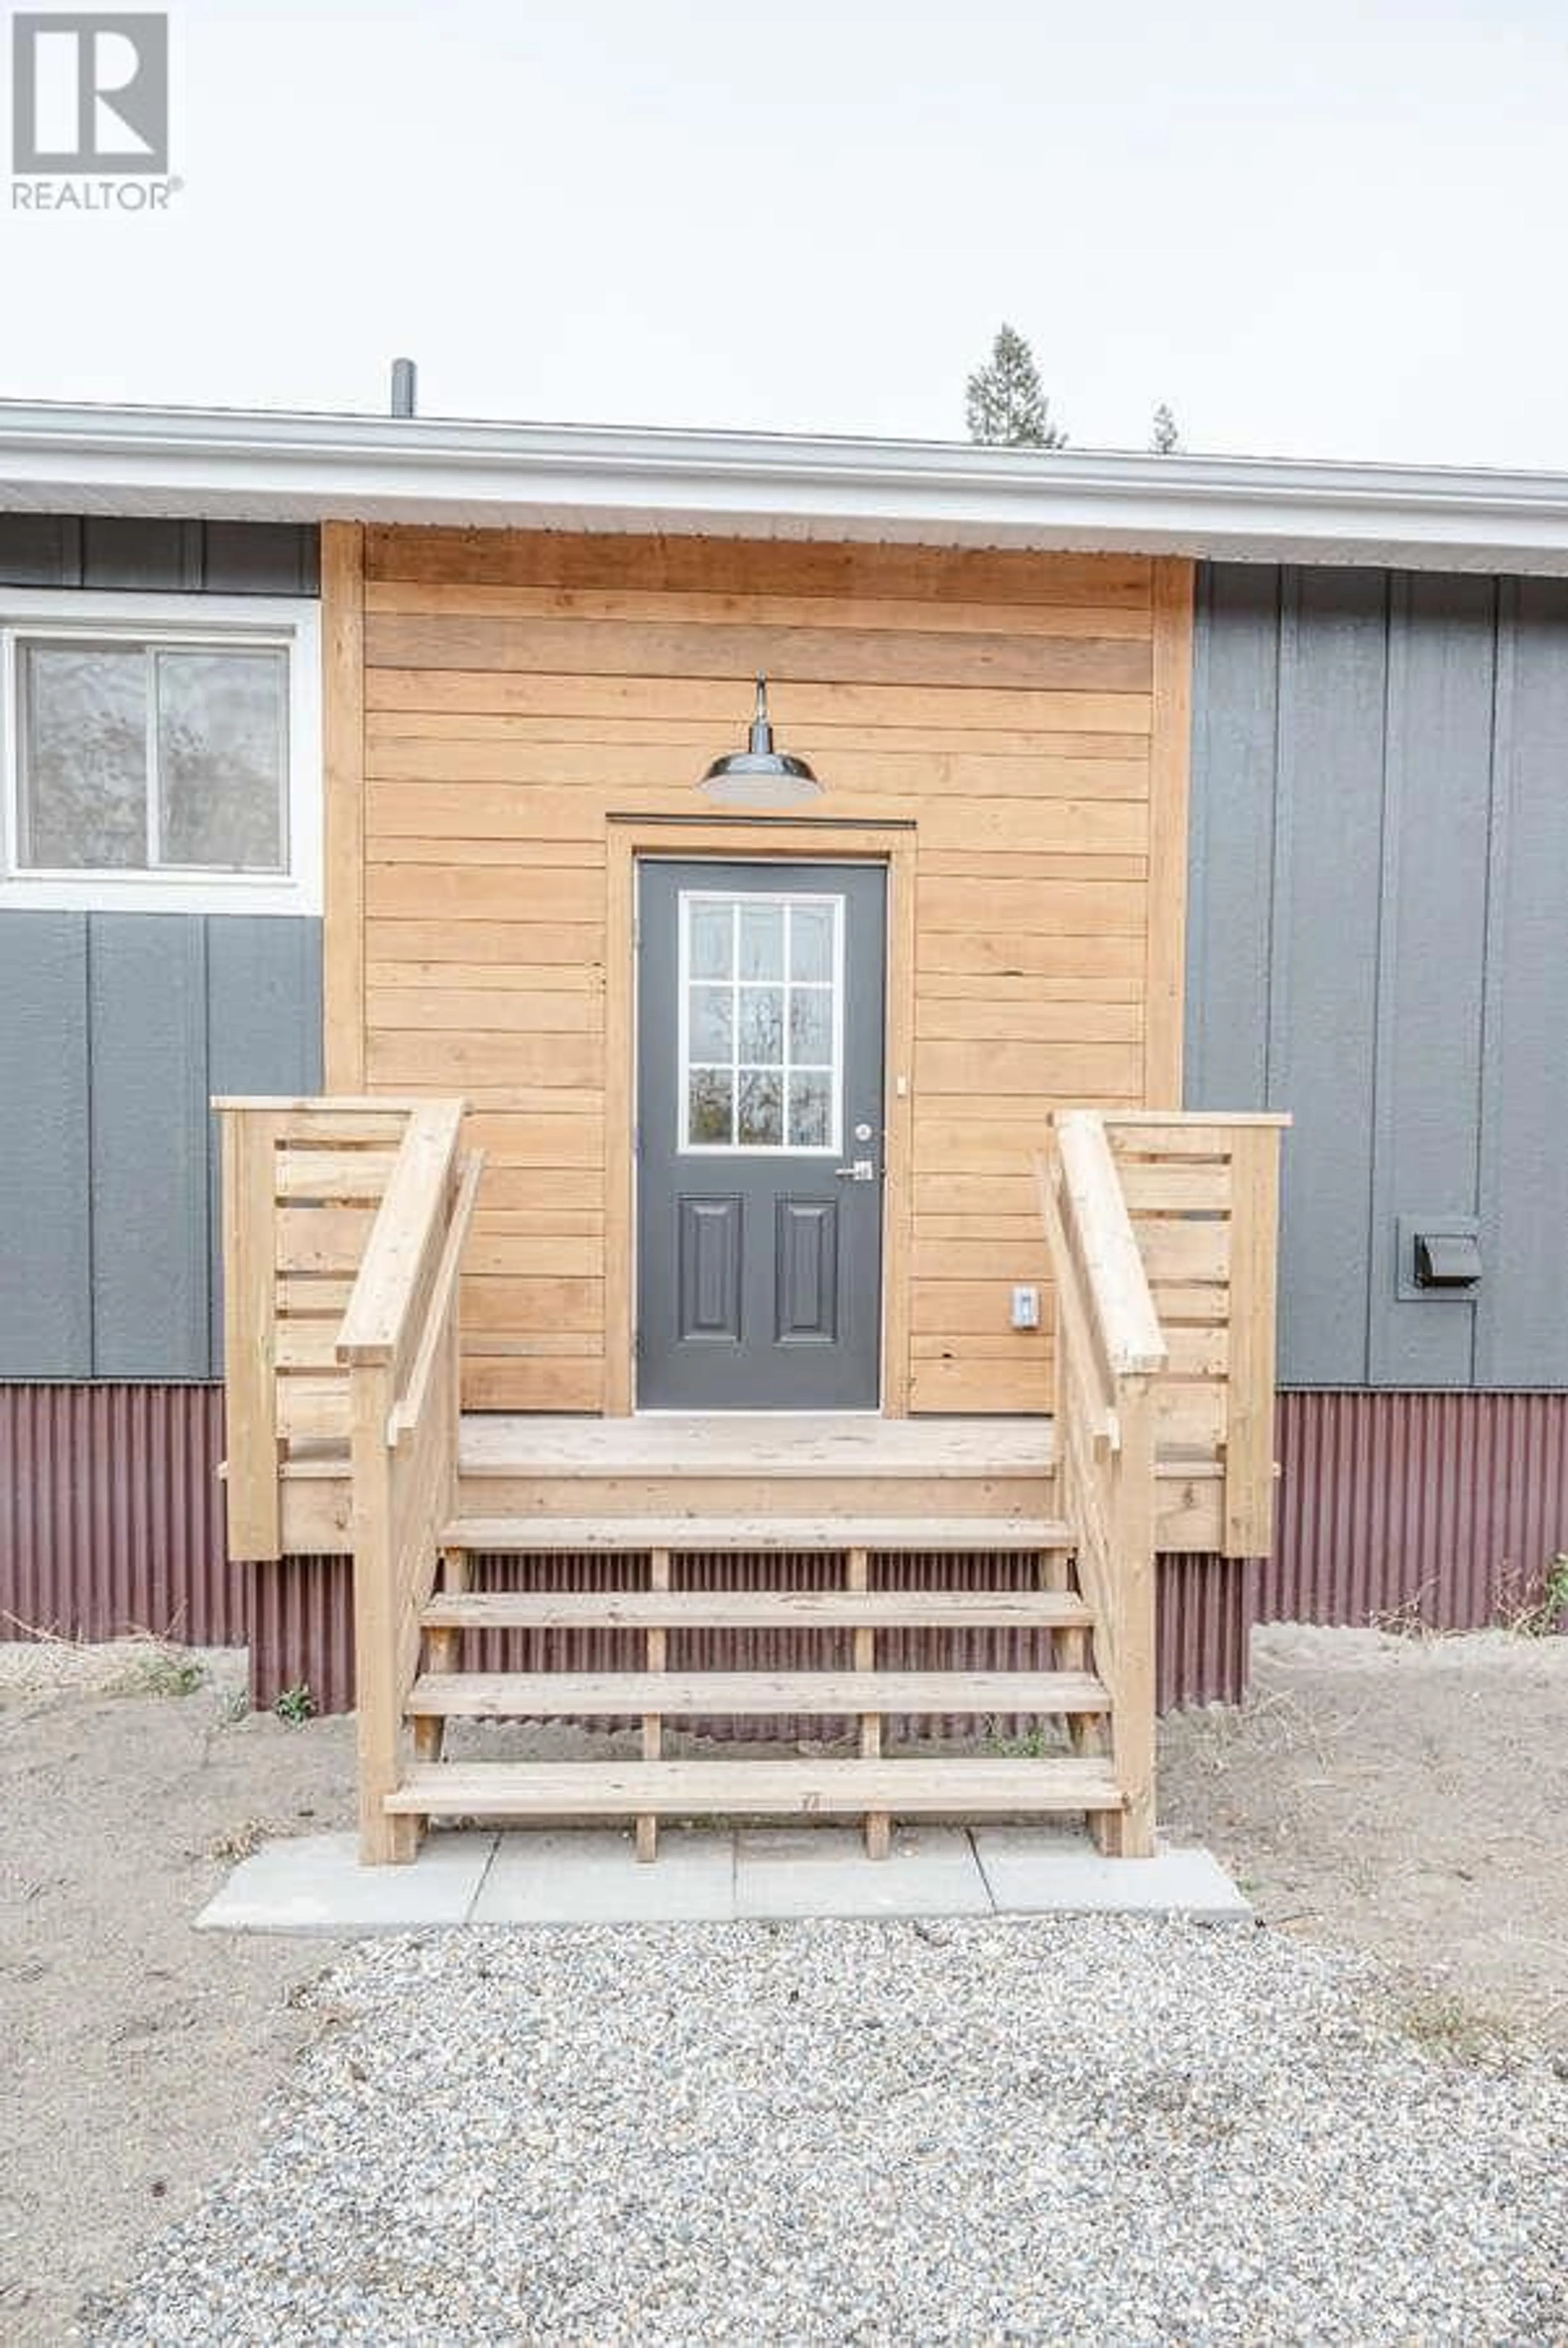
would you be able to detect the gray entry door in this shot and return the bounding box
[636,859,886,1410]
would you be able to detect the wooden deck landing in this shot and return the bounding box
[278,1411,1225,1552]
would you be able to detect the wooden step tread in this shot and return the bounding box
[457,1415,1049,1479]
[385,1755,1123,1819]
[421,1589,1093,1631]
[439,1515,1073,1555]
[405,1669,1109,1720]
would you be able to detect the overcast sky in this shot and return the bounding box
[4,0,1566,468]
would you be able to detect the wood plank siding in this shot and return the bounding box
[332,527,1193,1414]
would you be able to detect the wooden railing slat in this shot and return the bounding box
[1101,1109,1292,1129]
[1103,1107,1287,1559]
[275,1149,399,1200]
[212,1094,437,1115]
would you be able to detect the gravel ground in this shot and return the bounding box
[6,1626,1566,2341]
[89,1918,1567,2347]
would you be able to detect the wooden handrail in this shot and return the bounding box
[340,1098,475,1864]
[387,1149,485,1451]
[1038,1109,1162,1858]
[1035,1153,1116,1437]
[1053,1112,1167,1380]
[336,1101,466,1365]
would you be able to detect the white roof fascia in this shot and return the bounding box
[4,402,1568,573]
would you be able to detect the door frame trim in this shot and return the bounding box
[605,818,917,1418]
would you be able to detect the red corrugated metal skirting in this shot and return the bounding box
[1263,1388,1568,1629]
[247,1551,357,1717]
[0,1383,239,1644]
[1157,1552,1253,1709]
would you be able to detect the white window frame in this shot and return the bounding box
[676,886,846,1156]
[0,588,321,916]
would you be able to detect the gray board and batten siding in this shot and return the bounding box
[1188,562,1568,1392]
[0,516,321,1381]
[0,513,319,596]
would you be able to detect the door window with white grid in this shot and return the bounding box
[678,891,844,1153]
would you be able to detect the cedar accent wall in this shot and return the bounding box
[327,525,1192,1415]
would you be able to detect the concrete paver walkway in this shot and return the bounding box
[197,1824,1251,1934]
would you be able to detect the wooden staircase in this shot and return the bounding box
[215,1099,1285,1868]
[391,1487,1126,1860]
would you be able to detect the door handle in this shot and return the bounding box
[835,1159,877,1182]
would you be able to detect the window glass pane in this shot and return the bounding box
[789,987,832,1064]
[679,891,843,1151]
[156,648,287,871]
[18,642,147,869]
[688,901,732,980]
[788,1072,831,1147]
[739,903,784,979]
[737,1070,783,1146]
[688,984,732,1060]
[738,985,783,1063]
[688,1068,734,1145]
[790,902,834,982]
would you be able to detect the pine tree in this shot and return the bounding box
[1150,402,1180,455]
[965,324,1067,449]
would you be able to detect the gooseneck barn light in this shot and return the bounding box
[698,676,822,808]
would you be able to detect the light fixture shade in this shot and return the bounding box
[698,676,822,808]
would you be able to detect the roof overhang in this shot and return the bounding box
[5,400,1568,574]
